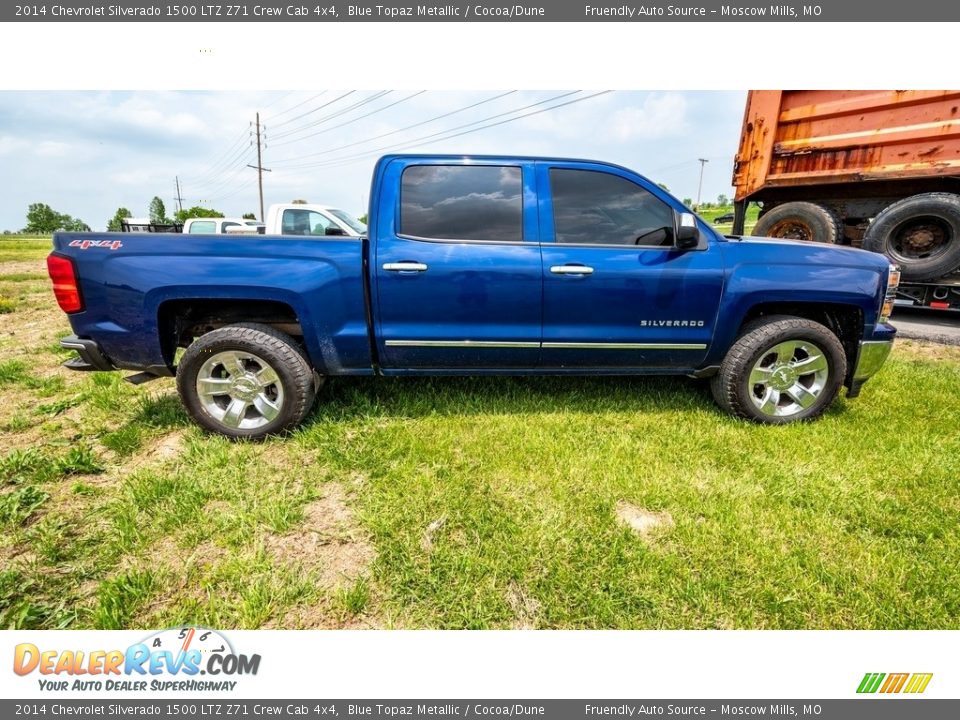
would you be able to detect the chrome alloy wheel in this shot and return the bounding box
[196,350,285,430]
[748,340,829,417]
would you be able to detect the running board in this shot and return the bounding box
[124,372,164,386]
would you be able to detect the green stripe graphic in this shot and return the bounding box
[857,673,885,693]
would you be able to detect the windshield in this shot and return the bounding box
[328,208,367,235]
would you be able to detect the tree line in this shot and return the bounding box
[20,196,255,234]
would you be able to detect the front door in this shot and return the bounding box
[375,160,542,369]
[537,163,724,369]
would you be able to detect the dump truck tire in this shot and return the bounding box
[863,193,960,282]
[752,202,843,244]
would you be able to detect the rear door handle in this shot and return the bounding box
[550,264,594,275]
[383,262,428,272]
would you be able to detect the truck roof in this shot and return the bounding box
[378,153,640,172]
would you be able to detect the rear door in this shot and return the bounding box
[537,162,723,369]
[374,159,542,369]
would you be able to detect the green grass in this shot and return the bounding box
[699,203,761,234]
[1,236,959,630]
[0,236,52,261]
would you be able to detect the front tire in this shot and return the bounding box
[176,323,318,439]
[711,316,846,424]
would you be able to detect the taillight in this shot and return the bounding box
[46,254,84,313]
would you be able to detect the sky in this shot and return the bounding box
[0,90,747,231]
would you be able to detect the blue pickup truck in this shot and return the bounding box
[47,154,899,438]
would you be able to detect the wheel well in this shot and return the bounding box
[157,299,303,368]
[740,302,862,374]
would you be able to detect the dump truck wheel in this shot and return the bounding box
[752,202,842,244]
[863,193,960,282]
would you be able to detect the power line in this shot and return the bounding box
[266,90,356,131]
[207,179,256,204]
[269,90,516,166]
[276,90,593,171]
[190,147,255,200]
[270,91,392,142]
[269,91,426,148]
[261,90,294,110]
[191,126,246,167]
[191,146,255,195]
[264,92,327,123]
[189,133,253,187]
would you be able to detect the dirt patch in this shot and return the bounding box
[0,260,47,277]
[142,535,229,572]
[615,501,675,540]
[263,482,374,588]
[127,431,185,471]
[893,339,960,363]
[505,581,541,630]
[0,299,66,356]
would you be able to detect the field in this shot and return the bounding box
[1,236,959,630]
[698,203,760,234]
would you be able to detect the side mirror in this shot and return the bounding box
[325,226,346,236]
[675,212,700,250]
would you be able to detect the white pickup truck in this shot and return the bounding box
[183,217,265,234]
[263,203,367,237]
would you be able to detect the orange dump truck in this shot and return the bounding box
[733,90,960,309]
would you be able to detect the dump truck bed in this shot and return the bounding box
[733,90,960,202]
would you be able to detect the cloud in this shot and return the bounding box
[607,93,689,141]
[0,136,27,155]
[36,140,69,157]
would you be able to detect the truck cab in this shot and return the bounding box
[264,203,367,237]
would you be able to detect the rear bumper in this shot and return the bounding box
[846,339,894,398]
[60,335,114,372]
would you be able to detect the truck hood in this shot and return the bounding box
[726,234,892,265]
[722,234,893,272]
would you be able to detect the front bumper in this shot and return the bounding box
[854,340,894,381]
[846,339,894,398]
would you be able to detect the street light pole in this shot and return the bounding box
[695,158,709,211]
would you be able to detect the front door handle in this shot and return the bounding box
[383,262,428,272]
[550,264,594,275]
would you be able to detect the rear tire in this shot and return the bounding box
[862,192,960,282]
[711,316,846,424]
[753,201,842,244]
[176,323,318,439]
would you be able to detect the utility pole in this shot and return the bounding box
[695,158,709,211]
[174,176,185,214]
[247,112,271,221]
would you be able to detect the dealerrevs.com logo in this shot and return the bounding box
[13,627,261,693]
